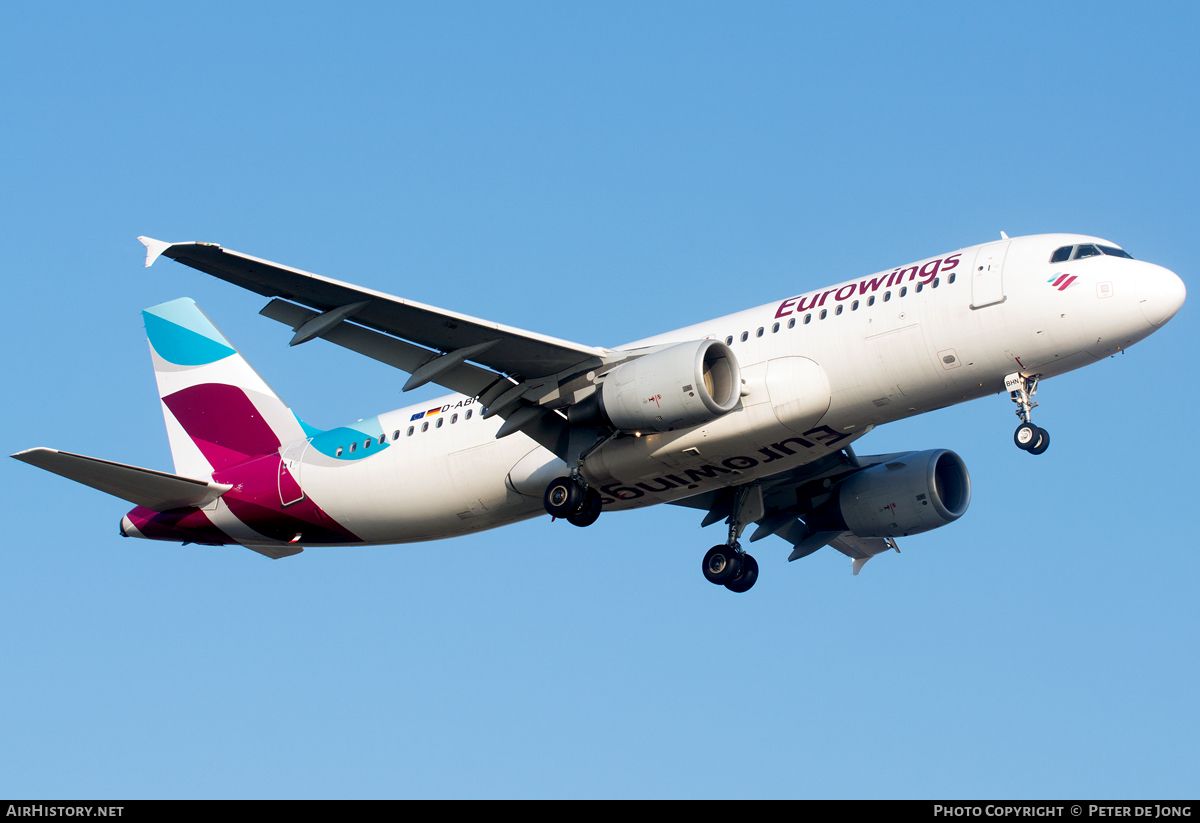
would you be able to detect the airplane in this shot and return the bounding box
[12,233,1185,591]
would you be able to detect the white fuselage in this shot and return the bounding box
[284,233,1182,547]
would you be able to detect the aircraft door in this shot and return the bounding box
[278,440,308,507]
[971,241,1009,309]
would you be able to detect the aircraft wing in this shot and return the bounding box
[139,237,610,394]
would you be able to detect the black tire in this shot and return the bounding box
[702,545,743,585]
[544,476,585,517]
[567,490,602,527]
[1028,427,1050,455]
[725,553,759,593]
[1014,422,1038,450]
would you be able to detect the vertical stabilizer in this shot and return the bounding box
[143,298,307,479]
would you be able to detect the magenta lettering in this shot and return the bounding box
[918,259,941,283]
[775,297,799,318]
[834,284,856,301]
[859,275,887,294]
[942,253,961,271]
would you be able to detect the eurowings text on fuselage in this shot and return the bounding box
[13,233,1185,587]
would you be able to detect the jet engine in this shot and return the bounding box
[570,340,741,434]
[822,449,971,538]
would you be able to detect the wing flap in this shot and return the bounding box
[12,448,231,511]
[259,298,498,398]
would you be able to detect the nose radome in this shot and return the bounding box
[1139,265,1186,327]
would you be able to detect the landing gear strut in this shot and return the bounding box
[1005,372,1050,455]
[542,431,619,527]
[700,485,759,593]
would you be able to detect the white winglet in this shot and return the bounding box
[852,556,871,575]
[137,236,173,268]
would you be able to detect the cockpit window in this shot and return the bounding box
[1073,244,1101,260]
[1098,245,1134,259]
[1050,246,1073,263]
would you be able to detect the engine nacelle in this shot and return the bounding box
[836,449,971,538]
[585,340,742,434]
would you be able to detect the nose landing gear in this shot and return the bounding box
[1006,372,1050,455]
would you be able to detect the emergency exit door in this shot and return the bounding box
[971,241,1009,309]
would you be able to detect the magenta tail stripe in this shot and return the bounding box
[162,383,282,470]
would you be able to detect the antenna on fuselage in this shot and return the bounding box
[1000,231,1009,240]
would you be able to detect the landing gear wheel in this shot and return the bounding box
[1028,427,1050,455]
[702,545,743,586]
[567,489,602,527]
[724,553,759,593]
[1014,422,1038,451]
[544,476,585,518]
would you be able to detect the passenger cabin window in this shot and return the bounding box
[392,430,400,441]
[1050,246,1073,263]
[916,282,923,293]
[803,313,811,324]
[1073,244,1101,260]
[756,327,764,337]
[363,439,371,449]
[465,409,473,420]
[884,291,891,302]
[452,413,458,424]
[421,422,429,432]
[819,309,827,320]
[835,304,843,315]
[740,331,748,342]
[407,426,414,436]
[868,295,875,306]
[335,447,344,457]
[436,417,444,428]
[771,322,779,333]
[851,300,859,310]
[349,442,356,453]
[379,434,386,445]
[1099,245,1134,259]
[725,336,733,345]
[900,287,908,297]
[948,273,956,284]
[787,318,795,329]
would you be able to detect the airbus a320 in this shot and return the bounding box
[13,233,1185,592]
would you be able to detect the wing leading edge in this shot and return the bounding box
[138,237,607,381]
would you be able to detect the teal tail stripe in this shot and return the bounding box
[143,303,237,366]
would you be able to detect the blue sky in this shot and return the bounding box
[2,2,1197,798]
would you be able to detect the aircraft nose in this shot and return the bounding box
[1139,265,1186,327]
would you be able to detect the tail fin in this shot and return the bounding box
[144,298,309,478]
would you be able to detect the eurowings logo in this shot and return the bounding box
[1048,272,1077,291]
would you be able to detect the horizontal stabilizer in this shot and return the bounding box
[11,448,231,511]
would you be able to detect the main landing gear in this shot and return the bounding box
[1006,372,1050,455]
[700,485,760,593]
[543,476,603,527]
